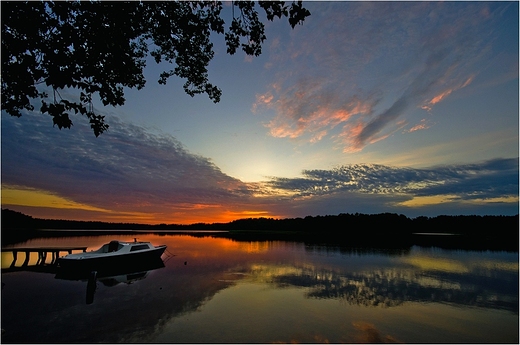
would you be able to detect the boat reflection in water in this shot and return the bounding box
[55,256,166,304]
[55,239,167,304]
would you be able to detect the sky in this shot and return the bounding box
[1,1,519,224]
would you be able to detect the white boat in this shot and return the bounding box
[56,239,167,272]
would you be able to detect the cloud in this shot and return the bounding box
[2,110,517,223]
[1,110,252,222]
[407,119,431,133]
[263,158,519,203]
[421,76,474,112]
[263,86,375,142]
[254,2,509,152]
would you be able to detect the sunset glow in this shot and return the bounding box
[1,2,518,224]
[2,186,109,213]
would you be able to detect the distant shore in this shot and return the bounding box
[2,209,518,251]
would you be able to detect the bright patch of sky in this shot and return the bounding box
[2,2,518,223]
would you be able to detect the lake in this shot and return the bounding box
[1,233,518,343]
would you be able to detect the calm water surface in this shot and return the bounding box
[1,234,518,343]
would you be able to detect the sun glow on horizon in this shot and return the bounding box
[1,185,285,225]
[165,209,282,225]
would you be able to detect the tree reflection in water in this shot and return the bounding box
[1,235,518,343]
[272,266,518,312]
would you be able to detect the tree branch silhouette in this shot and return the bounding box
[1,1,310,136]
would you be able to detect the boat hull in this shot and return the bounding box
[55,256,165,281]
[56,245,166,275]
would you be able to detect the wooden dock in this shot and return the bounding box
[2,246,88,267]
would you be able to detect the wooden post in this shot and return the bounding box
[2,247,88,268]
[37,251,48,265]
[22,251,30,266]
[10,250,18,267]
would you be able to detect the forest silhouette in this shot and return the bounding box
[2,209,518,251]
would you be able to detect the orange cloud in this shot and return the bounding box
[267,119,306,139]
[4,204,163,224]
[340,121,366,153]
[461,75,474,88]
[430,89,454,105]
[310,130,328,143]
[2,186,109,213]
[266,99,372,144]
[422,75,474,111]
[255,75,376,147]
[2,189,279,225]
[407,119,431,132]
[252,92,274,113]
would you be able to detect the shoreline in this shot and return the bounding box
[2,228,518,252]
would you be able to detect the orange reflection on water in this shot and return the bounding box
[352,321,402,343]
[2,234,518,343]
[1,234,274,266]
[148,234,275,256]
[1,251,43,269]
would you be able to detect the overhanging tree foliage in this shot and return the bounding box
[1,1,310,136]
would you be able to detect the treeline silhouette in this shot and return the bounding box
[2,209,518,250]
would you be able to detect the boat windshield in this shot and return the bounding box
[108,241,121,252]
[130,244,150,252]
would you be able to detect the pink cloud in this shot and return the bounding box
[267,119,305,139]
[339,122,366,153]
[266,100,373,143]
[310,130,328,143]
[252,92,274,113]
[422,75,475,111]
[407,119,431,133]
[257,77,375,144]
[254,2,499,153]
